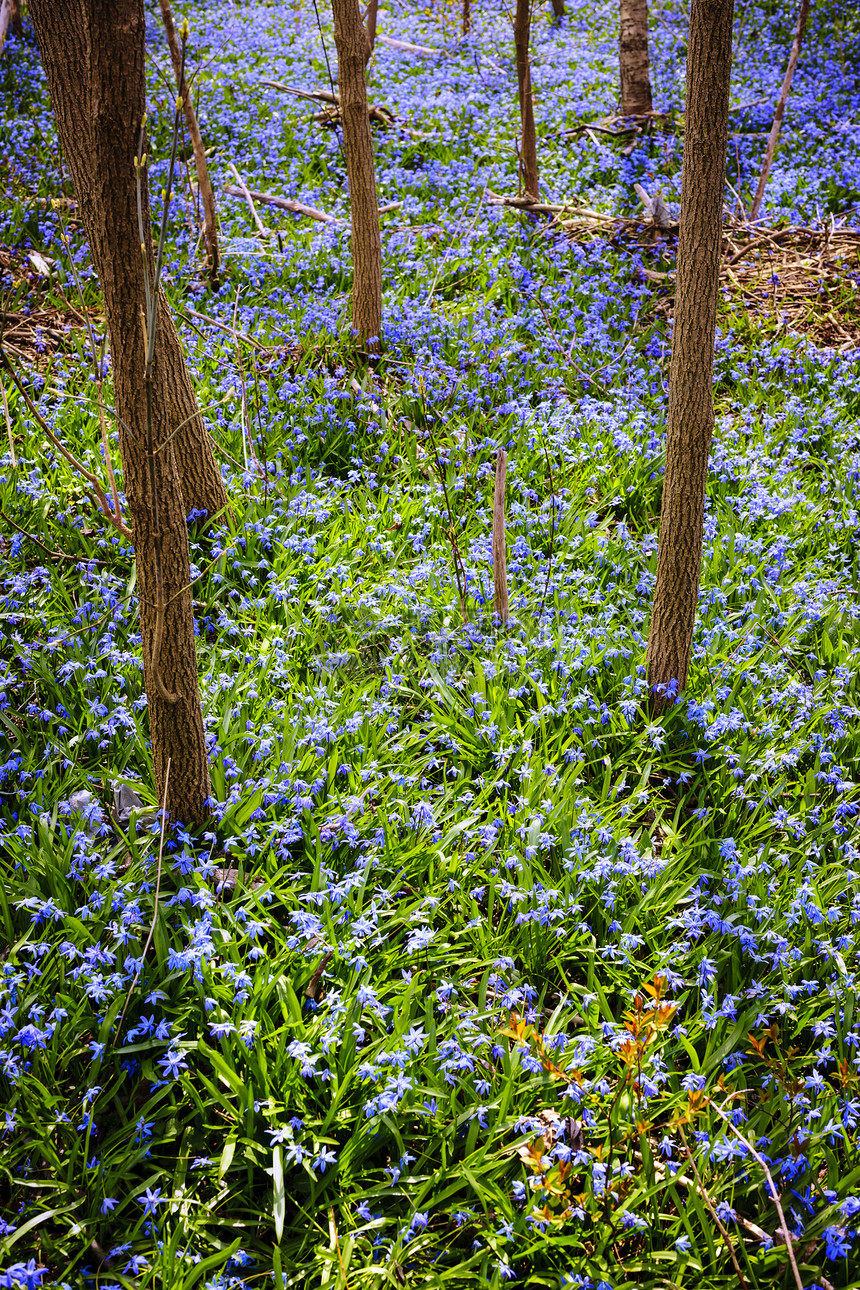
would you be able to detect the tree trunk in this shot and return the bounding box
[749,0,810,221]
[645,0,734,712]
[34,11,225,521]
[10,0,22,37]
[158,0,220,285]
[332,0,382,343]
[30,0,213,822]
[619,0,653,117]
[364,0,378,58]
[157,295,228,519]
[550,0,566,19]
[462,0,470,36]
[514,0,539,201]
[0,0,18,54]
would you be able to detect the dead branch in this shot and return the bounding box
[224,183,333,224]
[261,78,395,126]
[750,0,811,221]
[226,162,268,237]
[0,346,132,538]
[376,33,437,55]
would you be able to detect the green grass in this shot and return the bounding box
[2,1,860,1287]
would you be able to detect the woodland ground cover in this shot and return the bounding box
[1,1,860,1287]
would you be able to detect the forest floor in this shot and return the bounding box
[2,1,860,1287]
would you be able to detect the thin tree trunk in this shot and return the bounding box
[619,0,653,117]
[462,0,470,36]
[749,0,810,222]
[0,0,14,54]
[514,0,539,201]
[158,296,228,519]
[10,0,22,37]
[364,0,378,57]
[332,0,382,343]
[30,0,213,821]
[158,0,221,285]
[35,12,225,521]
[550,0,566,18]
[645,0,734,711]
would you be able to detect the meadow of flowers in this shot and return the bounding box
[1,1,860,1287]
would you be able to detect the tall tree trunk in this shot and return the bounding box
[749,0,810,221]
[364,0,378,57]
[34,9,225,521]
[619,0,653,117]
[10,0,22,37]
[550,0,566,19]
[462,0,470,36]
[332,0,382,343]
[645,0,734,712]
[158,0,220,285]
[158,294,228,519]
[30,0,213,821]
[514,0,539,200]
[0,0,18,54]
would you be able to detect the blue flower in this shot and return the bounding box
[136,1187,165,1218]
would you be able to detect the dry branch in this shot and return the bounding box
[376,33,437,55]
[226,163,268,236]
[750,0,811,221]
[1,346,132,539]
[224,184,333,224]
[222,185,400,228]
[262,78,395,126]
[158,1,220,283]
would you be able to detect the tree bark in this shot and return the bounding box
[158,0,221,285]
[619,0,653,117]
[30,0,213,821]
[332,0,382,343]
[550,0,566,19]
[749,0,810,222]
[462,0,470,36]
[157,295,228,519]
[33,11,226,521]
[10,0,22,38]
[645,0,734,712]
[364,0,378,58]
[514,0,539,201]
[0,0,18,54]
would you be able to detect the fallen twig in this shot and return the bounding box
[261,78,395,125]
[175,304,268,352]
[226,162,268,237]
[376,33,437,54]
[224,183,333,223]
[0,345,132,539]
[223,185,401,228]
[0,507,84,561]
[262,79,338,105]
[677,1125,748,1290]
[710,1100,804,1290]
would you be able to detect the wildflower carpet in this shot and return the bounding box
[1,1,860,1287]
